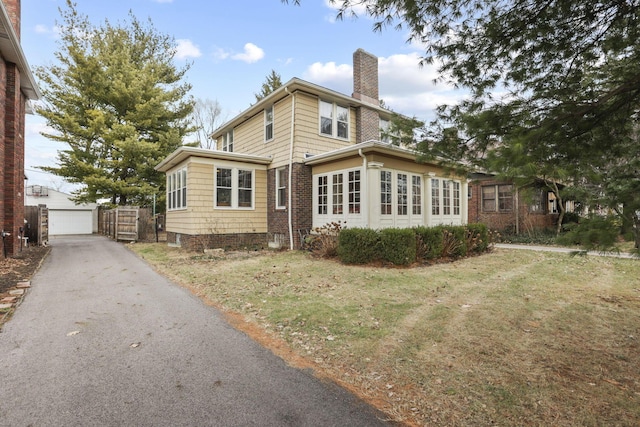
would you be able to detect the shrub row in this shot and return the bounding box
[337,224,490,266]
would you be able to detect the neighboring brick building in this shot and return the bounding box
[0,0,41,258]
[468,173,563,235]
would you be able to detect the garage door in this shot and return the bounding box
[49,210,93,235]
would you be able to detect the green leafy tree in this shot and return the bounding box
[286,0,640,246]
[35,1,194,207]
[254,69,283,103]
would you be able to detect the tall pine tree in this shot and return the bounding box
[35,1,194,207]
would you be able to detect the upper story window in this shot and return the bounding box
[167,167,187,210]
[222,130,234,152]
[215,167,254,209]
[320,100,349,139]
[380,118,391,143]
[265,106,274,142]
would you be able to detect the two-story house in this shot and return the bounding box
[156,49,468,250]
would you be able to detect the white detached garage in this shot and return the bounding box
[25,186,98,235]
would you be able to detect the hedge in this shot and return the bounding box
[337,225,492,266]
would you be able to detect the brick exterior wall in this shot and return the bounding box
[4,0,20,38]
[167,231,268,252]
[1,0,27,258]
[352,49,381,144]
[468,180,557,234]
[266,163,313,249]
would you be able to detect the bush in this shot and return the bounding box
[307,221,343,257]
[379,228,417,265]
[338,228,380,264]
[415,226,444,260]
[441,226,467,258]
[557,215,619,251]
[466,223,489,253]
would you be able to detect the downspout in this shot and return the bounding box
[285,87,295,250]
[515,186,520,235]
[358,149,368,227]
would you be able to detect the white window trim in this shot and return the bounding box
[214,166,255,210]
[276,167,286,210]
[380,169,424,220]
[314,168,362,220]
[264,105,274,142]
[222,129,234,152]
[431,178,463,219]
[167,167,187,211]
[319,100,350,140]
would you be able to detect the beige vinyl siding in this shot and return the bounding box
[311,156,363,175]
[229,92,360,169]
[165,158,268,235]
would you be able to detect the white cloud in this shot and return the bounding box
[231,43,265,64]
[302,51,465,121]
[175,39,202,59]
[303,61,352,93]
[34,24,48,34]
[323,0,370,22]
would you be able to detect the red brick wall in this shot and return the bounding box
[166,231,268,252]
[266,163,312,249]
[468,180,557,234]
[4,0,20,38]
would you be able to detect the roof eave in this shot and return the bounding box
[155,146,273,172]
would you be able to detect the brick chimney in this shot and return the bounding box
[352,49,381,143]
[3,0,20,38]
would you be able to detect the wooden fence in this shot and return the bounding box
[98,206,164,242]
[24,205,49,246]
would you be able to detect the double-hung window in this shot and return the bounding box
[276,168,287,209]
[319,100,349,139]
[221,130,234,152]
[167,167,187,210]
[482,184,513,212]
[265,106,274,142]
[215,167,253,209]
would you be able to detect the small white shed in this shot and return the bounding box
[25,186,98,235]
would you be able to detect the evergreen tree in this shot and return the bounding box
[254,70,283,102]
[35,0,194,207]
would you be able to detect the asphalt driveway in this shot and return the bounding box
[0,235,389,426]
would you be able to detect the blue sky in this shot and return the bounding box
[22,0,462,191]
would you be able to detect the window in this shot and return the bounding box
[238,170,253,208]
[215,167,253,209]
[380,118,391,143]
[482,184,513,212]
[452,181,460,215]
[412,176,422,215]
[222,130,234,152]
[431,179,440,215]
[381,171,392,215]
[498,185,513,211]
[168,167,187,210]
[397,173,408,215]
[320,100,349,139]
[265,106,274,141]
[318,176,328,215]
[443,181,451,215]
[216,168,233,207]
[348,170,360,214]
[276,168,287,209]
[332,173,343,214]
[482,186,496,212]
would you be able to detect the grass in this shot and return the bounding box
[130,243,640,426]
